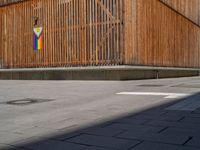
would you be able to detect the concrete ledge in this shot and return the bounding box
[0,66,199,80]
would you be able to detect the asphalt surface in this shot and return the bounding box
[0,77,200,150]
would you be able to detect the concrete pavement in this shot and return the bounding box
[0,77,200,149]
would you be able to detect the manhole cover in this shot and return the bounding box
[0,98,54,106]
[138,84,165,87]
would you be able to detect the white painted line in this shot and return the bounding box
[116,92,189,99]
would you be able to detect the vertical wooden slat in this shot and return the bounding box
[0,0,124,68]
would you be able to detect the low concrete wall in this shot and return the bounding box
[0,66,199,80]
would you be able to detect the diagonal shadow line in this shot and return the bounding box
[0,0,26,7]
[1,92,200,150]
[158,0,200,28]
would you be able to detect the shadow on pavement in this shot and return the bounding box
[2,93,200,150]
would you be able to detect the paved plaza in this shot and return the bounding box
[0,77,200,150]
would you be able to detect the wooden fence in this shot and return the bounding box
[0,0,124,68]
[124,0,200,68]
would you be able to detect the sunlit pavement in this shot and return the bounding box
[0,77,200,150]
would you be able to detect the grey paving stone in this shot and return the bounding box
[13,148,29,150]
[145,120,200,129]
[192,109,200,114]
[131,141,199,150]
[114,118,150,125]
[104,123,164,133]
[157,114,185,121]
[0,78,200,150]
[186,137,200,148]
[0,143,28,150]
[16,126,57,138]
[140,110,167,116]
[161,127,200,137]
[117,131,189,145]
[67,134,141,150]
[83,146,112,150]
[189,113,200,118]
[134,113,165,119]
[194,107,200,111]
[166,94,200,111]
[181,117,200,124]
[80,127,123,137]
[12,136,50,147]
[165,110,191,116]
[132,111,190,121]
[0,132,28,145]
[131,113,184,122]
[20,139,86,150]
[52,132,82,141]
[0,144,16,150]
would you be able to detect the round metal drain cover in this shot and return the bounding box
[1,98,54,106]
[7,99,37,105]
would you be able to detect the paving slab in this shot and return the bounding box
[103,123,165,133]
[80,127,123,137]
[188,113,200,118]
[166,93,200,111]
[0,144,16,150]
[0,78,200,149]
[116,132,189,145]
[67,134,141,150]
[131,142,199,150]
[51,132,82,141]
[0,143,28,150]
[160,127,200,137]
[16,139,86,150]
[83,146,113,150]
[0,132,28,145]
[140,110,167,116]
[192,108,200,114]
[186,137,200,148]
[113,118,151,125]
[181,117,200,124]
[164,110,191,116]
[144,120,200,129]
[130,113,184,122]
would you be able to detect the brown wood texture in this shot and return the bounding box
[124,0,200,68]
[0,0,24,6]
[0,0,124,68]
[160,0,200,26]
[0,0,200,69]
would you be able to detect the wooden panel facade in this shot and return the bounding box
[0,0,124,68]
[124,0,200,68]
[0,0,200,69]
[0,0,23,6]
[160,0,200,25]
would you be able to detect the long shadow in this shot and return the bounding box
[2,92,200,150]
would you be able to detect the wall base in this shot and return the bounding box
[0,66,199,80]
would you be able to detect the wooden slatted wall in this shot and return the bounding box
[124,0,200,68]
[1,0,200,69]
[0,0,124,68]
[0,0,24,6]
[160,0,200,26]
